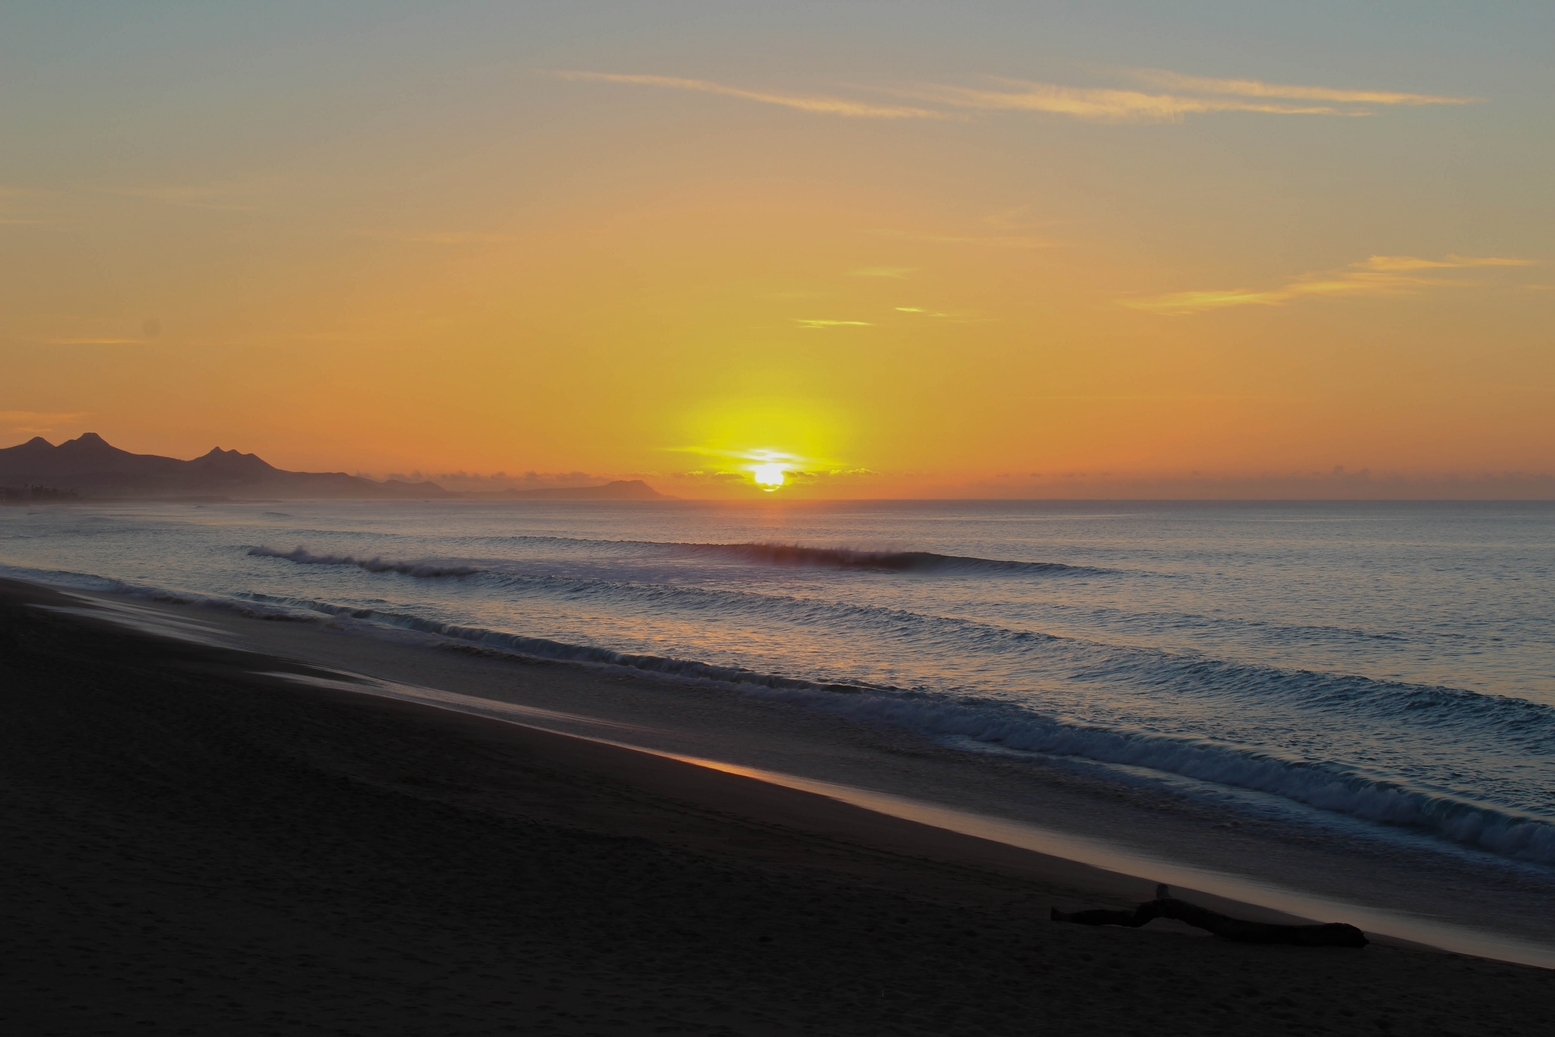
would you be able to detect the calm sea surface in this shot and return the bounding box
[4,499,1553,872]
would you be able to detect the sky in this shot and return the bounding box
[1,2,1551,498]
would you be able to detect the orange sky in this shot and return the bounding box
[2,5,1551,497]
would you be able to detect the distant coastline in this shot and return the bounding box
[0,433,667,502]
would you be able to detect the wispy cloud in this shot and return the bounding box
[1125,254,1534,314]
[554,67,1476,126]
[895,306,988,324]
[793,318,872,329]
[1129,69,1478,107]
[552,71,944,120]
[1356,254,1534,271]
[897,78,1357,122]
[884,69,1479,123]
[848,266,914,278]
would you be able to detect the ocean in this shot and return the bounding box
[4,498,1553,959]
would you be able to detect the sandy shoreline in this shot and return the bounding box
[2,576,1551,1034]
[34,571,1555,964]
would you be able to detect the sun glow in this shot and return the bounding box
[752,463,787,490]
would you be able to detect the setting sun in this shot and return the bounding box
[752,464,786,490]
[3,8,1553,1028]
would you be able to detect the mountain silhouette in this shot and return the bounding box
[0,434,668,501]
[0,434,447,500]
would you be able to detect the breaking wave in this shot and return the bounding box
[249,546,482,578]
[223,587,1555,865]
[8,544,1554,867]
[251,538,1110,579]
[666,541,1108,575]
[813,689,1555,865]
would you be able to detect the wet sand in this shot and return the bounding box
[2,577,1550,1035]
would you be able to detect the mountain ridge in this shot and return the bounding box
[0,434,666,501]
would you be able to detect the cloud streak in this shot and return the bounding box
[896,78,1356,121]
[552,71,944,119]
[1356,254,1534,272]
[793,318,872,329]
[555,67,1479,126]
[895,306,989,325]
[1129,69,1478,108]
[1125,255,1534,314]
[896,69,1478,123]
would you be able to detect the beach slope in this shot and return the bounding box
[1,578,1549,1035]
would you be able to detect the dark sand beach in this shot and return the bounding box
[3,577,1550,1036]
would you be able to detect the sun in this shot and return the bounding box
[752,463,786,490]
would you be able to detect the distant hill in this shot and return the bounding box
[0,433,449,500]
[0,434,670,502]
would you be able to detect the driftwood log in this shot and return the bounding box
[1052,886,1367,948]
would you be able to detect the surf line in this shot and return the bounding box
[257,667,1555,969]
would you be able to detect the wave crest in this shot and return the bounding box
[251,539,1107,579]
[225,586,1555,866]
[249,546,482,578]
[672,541,1106,575]
[788,689,1555,865]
